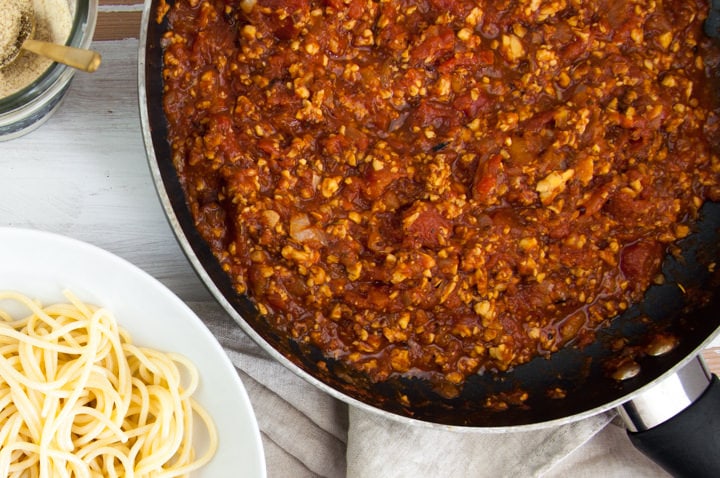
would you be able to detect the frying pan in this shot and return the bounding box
[138,1,720,475]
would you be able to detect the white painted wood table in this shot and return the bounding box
[0,44,206,303]
[1,9,719,476]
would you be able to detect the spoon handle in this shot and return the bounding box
[22,39,102,73]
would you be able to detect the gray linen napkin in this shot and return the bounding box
[346,408,615,478]
[188,301,665,478]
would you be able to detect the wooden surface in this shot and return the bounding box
[0,6,717,477]
[1,47,208,303]
[705,347,720,374]
[96,0,143,41]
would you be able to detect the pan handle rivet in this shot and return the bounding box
[646,334,678,357]
[612,359,641,381]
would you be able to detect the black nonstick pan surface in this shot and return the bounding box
[139,0,720,434]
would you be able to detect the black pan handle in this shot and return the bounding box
[622,357,720,478]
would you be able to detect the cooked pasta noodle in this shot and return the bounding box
[0,291,218,478]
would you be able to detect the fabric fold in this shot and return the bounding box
[346,407,614,478]
[187,299,664,478]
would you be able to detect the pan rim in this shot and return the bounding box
[136,0,720,432]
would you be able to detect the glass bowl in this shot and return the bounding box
[0,0,98,141]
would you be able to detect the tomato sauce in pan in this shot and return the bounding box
[159,0,720,387]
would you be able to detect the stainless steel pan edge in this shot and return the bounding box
[137,0,720,434]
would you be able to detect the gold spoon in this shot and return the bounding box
[0,6,101,72]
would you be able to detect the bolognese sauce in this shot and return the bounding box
[159,0,720,387]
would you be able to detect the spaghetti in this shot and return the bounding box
[0,291,218,477]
